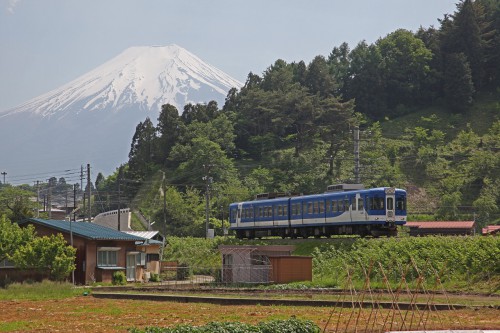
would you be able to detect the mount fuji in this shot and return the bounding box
[0,45,243,178]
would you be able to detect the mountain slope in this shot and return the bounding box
[0,45,243,177]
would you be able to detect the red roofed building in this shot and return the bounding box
[482,225,500,236]
[405,221,475,236]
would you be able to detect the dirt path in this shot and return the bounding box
[0,297,498,332]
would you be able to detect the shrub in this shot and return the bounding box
[129,318,320,333]
[149,273,160,283]
[112,271,127,285]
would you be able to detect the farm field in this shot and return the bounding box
[0,296,499,332]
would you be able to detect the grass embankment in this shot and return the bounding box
[0,280,90,301]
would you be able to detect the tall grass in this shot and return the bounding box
[0,280,90,301]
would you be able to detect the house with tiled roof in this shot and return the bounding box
[405,221,475,236]
[11,218,162,285]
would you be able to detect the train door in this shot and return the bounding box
[355,193,367,221]
[385,188,396,223]
[236,203,243,227]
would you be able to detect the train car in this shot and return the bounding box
[229,186,406,239]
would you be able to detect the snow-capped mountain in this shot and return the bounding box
[0,45,243,177]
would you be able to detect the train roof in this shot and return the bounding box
[230,187,406,206]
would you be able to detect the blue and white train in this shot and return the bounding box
[229,185,407,239]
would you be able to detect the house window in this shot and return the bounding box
[97,247,120,267]
[146,254,159,262]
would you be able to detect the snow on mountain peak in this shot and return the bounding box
[3,44,243,118]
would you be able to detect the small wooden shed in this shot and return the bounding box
[219,245,312,284]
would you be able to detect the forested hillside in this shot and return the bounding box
[92,0,500,236]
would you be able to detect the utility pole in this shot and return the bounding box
[36,180,40,218]
[162,171,167,238]
[87,164,91,222]
[73,184,77,221]
[1,171,6,185]
[65,189,68,219]
[117,167,122,231]
[80,166,83,194]
[353,126,360,184]
[203,164,213,239]
[47,180,52,219]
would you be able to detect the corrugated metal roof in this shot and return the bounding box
[406,221,475,229]
[21,218,146,241]
[125,231,159,239]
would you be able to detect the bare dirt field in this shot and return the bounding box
[0,296,499,332]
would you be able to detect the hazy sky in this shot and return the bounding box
[0,0,458,112]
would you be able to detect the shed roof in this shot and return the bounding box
[482,225,500,235]
[405,221,475,229]
[21,218,146,241]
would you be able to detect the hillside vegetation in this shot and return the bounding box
[3,0,498,236]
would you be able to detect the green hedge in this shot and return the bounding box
[129,318,320,333]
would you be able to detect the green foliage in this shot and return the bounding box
[129,318,320,333]
[0,216,35,262]
[0,186,38,222]
[313,236,500,292]
[12,233,76,281]
[149,273,160,282]
[112,271,127,285]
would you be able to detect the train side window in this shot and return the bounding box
[308,202,313,214]
[358,198,364,211]
[344,199,349,211]
[267,206,272,217]
[319,201,325,213]
[313,201,318,214]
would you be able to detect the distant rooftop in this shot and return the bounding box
[406,221,475,229]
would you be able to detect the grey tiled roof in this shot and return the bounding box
[22,218,146,241]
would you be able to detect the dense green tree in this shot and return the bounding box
[12,233,76,281]
[440,0,485,88]
[261,59,294,92]
[170,137,238,187]
[376,29,433,112]
[0,216,35,263]
[327,42,350,95]
[156,104,185,165]
[128,117,158,180]
[443,53,475,112]
[95,172,105,191]
[0,186,37,222]
[305,55,337,97]
[344,41,386,119]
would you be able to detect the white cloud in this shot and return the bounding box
[7,0,20,14]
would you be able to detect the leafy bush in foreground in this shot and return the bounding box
[129,318,320,333]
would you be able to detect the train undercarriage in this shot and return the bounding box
[235,223,398,239]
